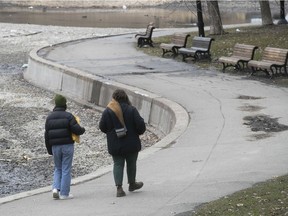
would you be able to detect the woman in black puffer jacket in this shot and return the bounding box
[99,89,146,197]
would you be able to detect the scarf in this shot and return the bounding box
[107,99,125,127]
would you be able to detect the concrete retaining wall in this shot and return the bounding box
[25,42,188,137]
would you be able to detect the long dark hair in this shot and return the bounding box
[112,89,131,105]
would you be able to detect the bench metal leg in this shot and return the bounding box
[237,61,245,70]
[235,63,241,71]
[137,38,143,47]
[266,69,273,79]
[221,63,227,72]
[249,67,256,76]
[172,47,178,59]
[162,49,173,57]
[181,54,187,62]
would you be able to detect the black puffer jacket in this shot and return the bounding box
[99,103,146,156]
[45,107,85,155]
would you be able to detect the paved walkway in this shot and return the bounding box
[1,26,288,216]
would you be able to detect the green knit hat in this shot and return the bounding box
[54,94,67,107]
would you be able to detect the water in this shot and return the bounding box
[0,6,266,28]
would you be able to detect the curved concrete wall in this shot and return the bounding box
[24,40,189,148]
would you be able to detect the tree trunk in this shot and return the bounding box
[196,0,205,37]
[207,1,224,35]
[278,0,288,24]
[259,0,273,25]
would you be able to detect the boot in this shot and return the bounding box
[116,186,126,197]
[129,182,144,192]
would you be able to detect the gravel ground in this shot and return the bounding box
[0,23,160,197]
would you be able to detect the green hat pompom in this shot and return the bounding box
[54,94,67,107]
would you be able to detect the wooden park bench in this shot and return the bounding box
[218,43,258,72]
[248,47,288,78]
[178,36,215,62]
[160,33,190,58]
[135,24,155,48]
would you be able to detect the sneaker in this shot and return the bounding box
[129,182,144,192]
[116,186,126,197]
[59,194,74,200]
[52,189,59,199]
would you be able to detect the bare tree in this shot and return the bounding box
[206,0,224,35]
[259,0,273,25]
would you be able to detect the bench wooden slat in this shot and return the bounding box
[262,47,288,62]
[248,47,288,78]
[218,43,258,72]
[171,35,189,45]
[178,36,214,61]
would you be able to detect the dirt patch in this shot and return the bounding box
[237,95,263,100]
[238,104,264,112]
[243,115,288,140]
[249,133,272,140]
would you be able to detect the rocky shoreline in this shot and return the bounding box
[0,23,161,197]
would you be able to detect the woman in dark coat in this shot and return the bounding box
[99,89,146,197]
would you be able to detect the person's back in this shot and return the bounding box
[46,108,79,146]
[99,89,146,197]
[45,94,85,200]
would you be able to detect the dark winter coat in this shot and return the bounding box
[99,102,146,156]
[45,107,85,155]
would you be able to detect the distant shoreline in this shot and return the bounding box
[0,1,282,12]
